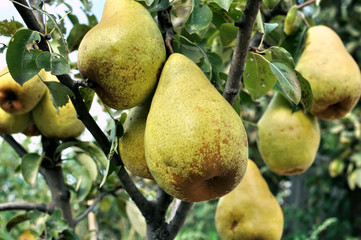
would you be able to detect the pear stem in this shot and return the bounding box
[223,0,263,106]
[297,0,316,10]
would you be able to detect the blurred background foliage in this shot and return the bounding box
[1,0,361,239]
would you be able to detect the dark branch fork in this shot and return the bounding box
[6,0,262,238]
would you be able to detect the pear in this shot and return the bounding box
[144,53,248,202]
[295,25,361,120]
[215,159,284,240]
[257,93,320,175]
[0,107,31,134]
[32,74,85,140]
[119,99,153,179]
[0,67,47,114]
[77,0,166,110]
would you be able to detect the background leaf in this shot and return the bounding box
[6,29,42,85]
[22,153,44,186]
[213,0,233,11]
[44,81,74,112]
[185,1,213,33]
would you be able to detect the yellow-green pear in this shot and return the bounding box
[119,99,153,179]
[0,67,47,114]
[295,25,361,120]
[77,0,166,110]
[257,93,320,175]
[215,159,284,240]
[144,53,248,202]
[0,107,31,134]
[32,74,85,140]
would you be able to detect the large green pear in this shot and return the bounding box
[215,159,284,240]
[77,0,166,110]
[295,25,361,120]
[144,53,248,202]
[0,107,31,134]
[32,74,85,140]
[0,67,47,114]
[119,99,153,179]
[257,93,320,175]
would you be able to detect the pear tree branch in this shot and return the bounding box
[11,0,152,222]
[0,134,27,157]
[222,0,263,105]
[0,202,53,213]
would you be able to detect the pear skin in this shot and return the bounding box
[32,74,85,140]
[144,53,248,202]
[0,107,31,134]
[215,159,284,240]
[0,67,47,114]
[77,0,166,110]
[119,99,153,179]
[295,25,361,120]
[257,93,320,175]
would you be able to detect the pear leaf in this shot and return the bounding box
[268,46,295,68]
[214,0,233,11]
[256,11,264,34]
[75,152,98,182]
[6,29,42,85]
[100,159,121,188]
[0,18,23,37]
[270,61,301,104]
[126,201,147,238]
[264,23,279,35]
[185,1,213,33]
[244,52,277,100]
[36,52,70,75]
[46,210,69,232]
[149,0,169,12]
[145,0,155,6]
[263,0,280,9]
[44,81,74,113]
[67,24,91,52]
[79,87,95,111]
[296,71,313,112]
[220,23,238,47]
[6,213,30,232]
[74,165,93,201]
[22,152,45,187]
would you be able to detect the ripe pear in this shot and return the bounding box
[0,67,47,114]
[215,159,284,240]
[119,99,153,179]
[144,53,248,202]
[257,93,320,175]
[77,0,166,110]
[0,107,31,134]
[32,74,85,140]
[295,25,361,120]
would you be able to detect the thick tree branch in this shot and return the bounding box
[223,0,263,105]
[0,134,27,157]
[167,201,194,239]
[0,202,53,213]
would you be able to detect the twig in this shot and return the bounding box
[297,0,316,10]
[73,187,123,224]
[0,134,27,157]
[222,0,263,105]
[0,202,53,213]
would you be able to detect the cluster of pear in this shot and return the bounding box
[78,0,248,202]
[257,25,361,176]
[0,67,85,139]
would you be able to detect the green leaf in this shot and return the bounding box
[100,159,121,188]
[75,152,98,182]
[6,29,42,85]
[149,0,169,12]
[269,61,301,104]
[264,23,279,35]
[185,2,213,33]
[214,0,233,11]
[220,23,238,47]
[67,24,91,52]
[44,81,74,112]
[79,87,95,111]
[6,213,30,231]
[0,18,23,37]
[256,10,264,34]
[145,0,155,6]
[316,0,322,6]
[36,52,71,75]
[46,210,68,232]
[263,0,280,9]
[75,165,93,201]
[22,153,45,186]
[296,71,313,112]
[244,52,277,99]
[268,46,295,68]
[281,26,307,63]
